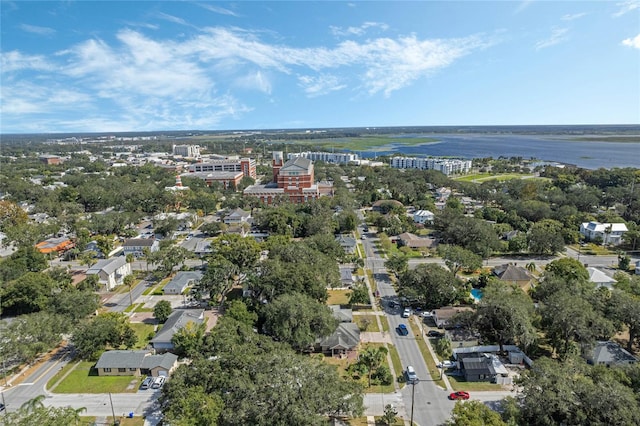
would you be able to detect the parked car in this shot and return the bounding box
[437,360,456,369]
[449,391,470,400]
[427,330,444,338]
[0,403,5,412]
[402,308,411,318]
[396,324,409,336]
[405,365,418,383]
[151,376,166,389]
[140,377,154,390]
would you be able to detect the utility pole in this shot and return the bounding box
[410,378,419,426]
[108,392,117,425]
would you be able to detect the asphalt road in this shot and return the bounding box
[360,227,455,425]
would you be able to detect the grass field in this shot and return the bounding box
[380,316,390,333]
[387,344,404,389]
[327,289,351,305]
[355,315,380,332]
[295,136,439,151]
[130,322,155,349]
[447,374,504,391]
[408,320,446,388]
[323,343,395,394]
[51,361,141,394]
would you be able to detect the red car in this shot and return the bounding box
[449,391,470,400]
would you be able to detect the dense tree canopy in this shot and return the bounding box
[161,317,363,426]
[398,264,464,309]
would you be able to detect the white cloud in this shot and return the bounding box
[330,22,389,37]
[197,3,239,17]
[622,33,640,49]
[1,50,54,72]
[561,12,587,21]
[235,71,273,94]
[613,0,640,17]
[298,74,346,97]
[2,25,492,131]
[535,28,569,50]
[19,23,56,36]
[155,12,195,28]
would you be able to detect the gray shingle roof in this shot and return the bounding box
[282,156,312,170]
[141,353,178,370]
[493,264,531,282]
[318,323,360,350]
[591,341,638,365]
[95,350,149,369]
[162,271,203,293]
[151,309,204,345]
[86,256,126,275]
[123,238,156,247]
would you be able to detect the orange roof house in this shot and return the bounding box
[35,237,75,254]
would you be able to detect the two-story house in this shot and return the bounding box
[86,256,131,290]
[122,238,159,258]
[580,221,628,245]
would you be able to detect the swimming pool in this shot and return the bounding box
[470,288,483,302]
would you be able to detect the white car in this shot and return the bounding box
[402,308,411,318]
[437,360,456,369]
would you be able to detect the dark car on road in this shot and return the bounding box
[396,324,409,336]
[449,391,470,400]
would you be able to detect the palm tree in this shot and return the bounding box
[525,262,536,273]
[20,395,45,413]
[359,346,389,387]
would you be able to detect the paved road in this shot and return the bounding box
[360,225,455,426]
[1,345,74,413]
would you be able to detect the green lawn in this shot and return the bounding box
[327,289,351,305]
[387,344,405,389]
[294,135,438,151]
[408,320,446,388]
[355,315,380,332]
[51,361,142,393]
[130,322,155,349]
[379,316,390,333]
[447,374,504,391]
[323,343,395,394]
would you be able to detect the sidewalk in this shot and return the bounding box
[412,316,453,391]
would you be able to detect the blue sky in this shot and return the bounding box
[1,1,639,133]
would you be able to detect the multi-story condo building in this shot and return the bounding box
[390,157,472,175]
[287,151,359,165]
[172,144,200,158]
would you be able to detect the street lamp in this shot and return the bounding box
[409,377,419,426]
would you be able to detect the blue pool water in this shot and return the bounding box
[470,289,483,301]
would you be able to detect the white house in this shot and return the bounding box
[86,257,131,290]
[122,238,159,257]
[413,210,434,224]
[162,271,203,295]
[579,222,628,245]
[587,267,617,290]
[223,208,251,226]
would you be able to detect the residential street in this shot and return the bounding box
[361,226,456,425]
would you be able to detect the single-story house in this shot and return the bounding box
[329,305,353,323]
[223,208,251,226]
[396,232,437,249]
[340,267,356,287]
[35,237,75,255]
[315,323,360,356]
[458,353,508,382]
[335,234,357,254]
[585,341,638,367]
[413,210,434,225]
[433,306,474,328]
[435,187,452,200]
[95,350,178,377]
[492,264,533,289]
[122,238,159,257]
[150,309,205,352]
[194,241,213,257]
[86,256,131,290]
[587,267,617,290]
[163,271,203,295]
[580,221,628,246]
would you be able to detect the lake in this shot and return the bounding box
[359,134,640,169]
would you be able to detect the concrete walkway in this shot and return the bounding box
[412,316,453,391]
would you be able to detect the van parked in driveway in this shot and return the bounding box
[151,376,166,389]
